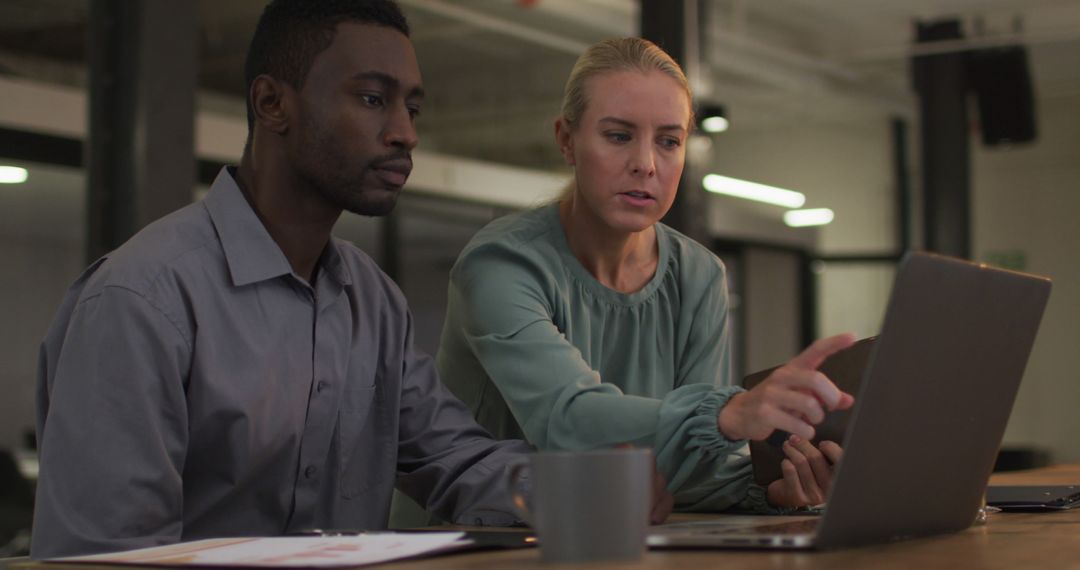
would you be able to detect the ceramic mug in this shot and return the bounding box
[510,448,653,563]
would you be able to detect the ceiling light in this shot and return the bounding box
[784,208,835,227]
[701,116,729,133]
[697,104,729,133]
[0,166,28,184]
[702,174,806,208]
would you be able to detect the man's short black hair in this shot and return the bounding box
[243,0,410,136]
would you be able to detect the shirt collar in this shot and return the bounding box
[203,167,352,288]
[319,237,352,287]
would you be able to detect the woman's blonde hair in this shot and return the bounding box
[561,37,693,130]
[558,37,693,201]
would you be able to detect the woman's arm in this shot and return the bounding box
[448,244,747,500]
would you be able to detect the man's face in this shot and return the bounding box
[289,22,423,216]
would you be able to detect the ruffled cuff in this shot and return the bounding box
[683,385,747,460]
[732,482,798,515]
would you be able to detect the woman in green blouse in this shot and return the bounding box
[437,38,855,512]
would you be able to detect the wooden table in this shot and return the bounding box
[16,465,1080,570]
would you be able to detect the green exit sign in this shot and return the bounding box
[983,250,1027,271]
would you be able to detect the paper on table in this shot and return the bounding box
[53,533,471,568]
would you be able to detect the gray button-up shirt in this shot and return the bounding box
[32,168,529,558]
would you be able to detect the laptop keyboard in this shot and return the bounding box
[683,519,820,536]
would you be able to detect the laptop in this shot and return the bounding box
[986,485,1080,511]
[648,252,1051,549]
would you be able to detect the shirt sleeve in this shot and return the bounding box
[654,250,781,513]
[391,305,532,527]
[655,384,780,513]
[449,242,761,511]
[32,284,190,558]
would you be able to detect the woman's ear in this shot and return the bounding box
[554,118,575,166]
[249,75,291,136]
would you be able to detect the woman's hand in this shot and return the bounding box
[650,463,675,524]
[717,333,856,441]
[766,436,844,507]
[616,443,673,524]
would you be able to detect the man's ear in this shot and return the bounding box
[250,75,291,136]
[554,118,575,166]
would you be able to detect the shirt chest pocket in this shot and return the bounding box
[337,385,394,499]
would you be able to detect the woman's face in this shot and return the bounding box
[559,70,690,234]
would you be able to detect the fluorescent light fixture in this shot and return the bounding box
[701,116,729,133]
[784,208,835,227]
[0,166,28,184]
[702,174,805,208]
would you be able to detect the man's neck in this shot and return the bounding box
[235,155,341,284]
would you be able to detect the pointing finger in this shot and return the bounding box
[778,368,851,412]
[788,333,857,371]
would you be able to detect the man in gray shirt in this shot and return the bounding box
[31,0,533,558]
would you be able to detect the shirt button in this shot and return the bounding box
[317,380,330,393]
[305,465,317,479]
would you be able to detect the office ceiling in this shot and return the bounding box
[0,0,1078,173]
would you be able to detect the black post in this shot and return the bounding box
[913,19,971,259]
[892,117,912,253]
[86,0,197,263]
[799,251,817,350]
[640,0,686,64]
[641,0,708,244]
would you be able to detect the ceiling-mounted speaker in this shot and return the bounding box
[967,45,1037,146]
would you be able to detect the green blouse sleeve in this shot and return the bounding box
[449,240,773,512]
[653,258,778,513]
[450,242,660,450]
[656,385,782,513]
